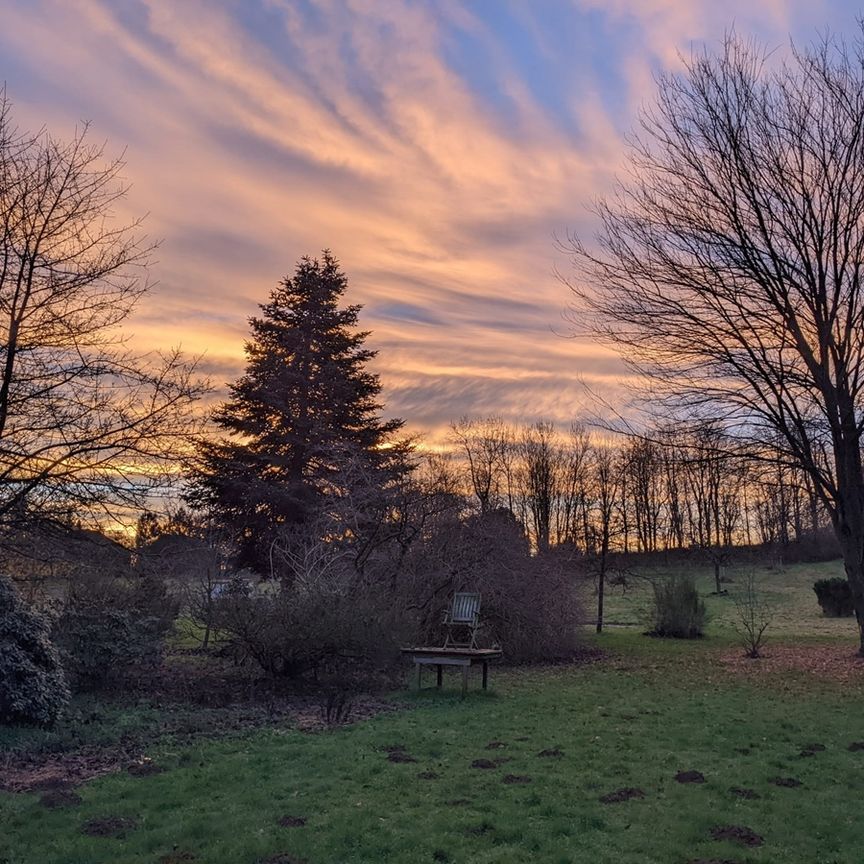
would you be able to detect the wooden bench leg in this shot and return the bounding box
[482,661,488,690]
[461,665,469,699]
[436,665,443,688]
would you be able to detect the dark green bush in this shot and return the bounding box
[0,577,69,725]
[648,573,706,638]
[813,577,855,618]
[53,573,177,691]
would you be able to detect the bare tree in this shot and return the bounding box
[0,90,204,529]
[567,32,864,652]
[518,421,560,553]
[450,416,510,513]
[590,442,621,632]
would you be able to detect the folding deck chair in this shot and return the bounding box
[442,592,482,649]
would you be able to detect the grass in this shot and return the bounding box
[602,557,858,638]
[2,560,863,864]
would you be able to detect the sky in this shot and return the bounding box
[0,0,859,444]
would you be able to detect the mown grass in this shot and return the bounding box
[602,557,858,638]
[3,628,864,864]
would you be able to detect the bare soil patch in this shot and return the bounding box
[80,815,138,838]
[770,776,802,788]
[675,770,706,784]
[502,774,532,784]
[709,825,764,847]
[387,750,417,764]
[599,787,645,804]
[470,758,497,769]
[485,741,507,750]
[278,815,307,828]
[848,741,864,751]
[1,747,135,793]
[537,748,563,758]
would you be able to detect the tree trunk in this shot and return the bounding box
[596,538,608,633]
[833,438,864,655]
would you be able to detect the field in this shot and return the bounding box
[2,559,864,864]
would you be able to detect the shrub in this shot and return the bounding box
[648,573,706,638]
[732,571,774,658]
[215,579,405,679]
[53,573,177,691]
[407,509,584,663]
[813,577,855,617]
[0,576,69,725]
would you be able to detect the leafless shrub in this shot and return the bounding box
[732,571,774,658]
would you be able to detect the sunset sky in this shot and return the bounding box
[0,0,857,443]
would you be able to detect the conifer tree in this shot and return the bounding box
[191,251,406,572]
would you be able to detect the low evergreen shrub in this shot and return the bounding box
[648,573,706,638]
[813,577,855,617]
[0,577,69,725]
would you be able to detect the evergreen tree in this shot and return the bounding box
[191,251,406,572]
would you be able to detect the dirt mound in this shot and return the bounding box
[80,815,138,838]
[470,758,497,769]
[502,774,532,784]
[799,742,826,757]
[278,815,307,828]
[381,745,417,764]
[675,770,706,784]
[848,741,864,751]
[537,748,563,758]
[729,787,760,800]
[485,741,507,750]
[709,825,764,847]
[770,776,802,788]
[417,771,439,780]
[599,787,645,804]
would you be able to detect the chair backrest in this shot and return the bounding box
[451,592,481,623]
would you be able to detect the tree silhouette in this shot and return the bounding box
[566,31,864,652]
[191,251,406,573]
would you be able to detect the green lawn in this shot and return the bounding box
[3,626,864,864]
[602,557,859,638]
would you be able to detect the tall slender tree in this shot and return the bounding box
[191,251,406,573]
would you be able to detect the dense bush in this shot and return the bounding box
[648,573,706,638]
[215,581,406,679]
[405,509,584,663]
[53,573,178,691]
[813,577,855,618]
[0,576,69,725]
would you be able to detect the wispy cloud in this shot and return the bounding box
[0,0,852,441]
